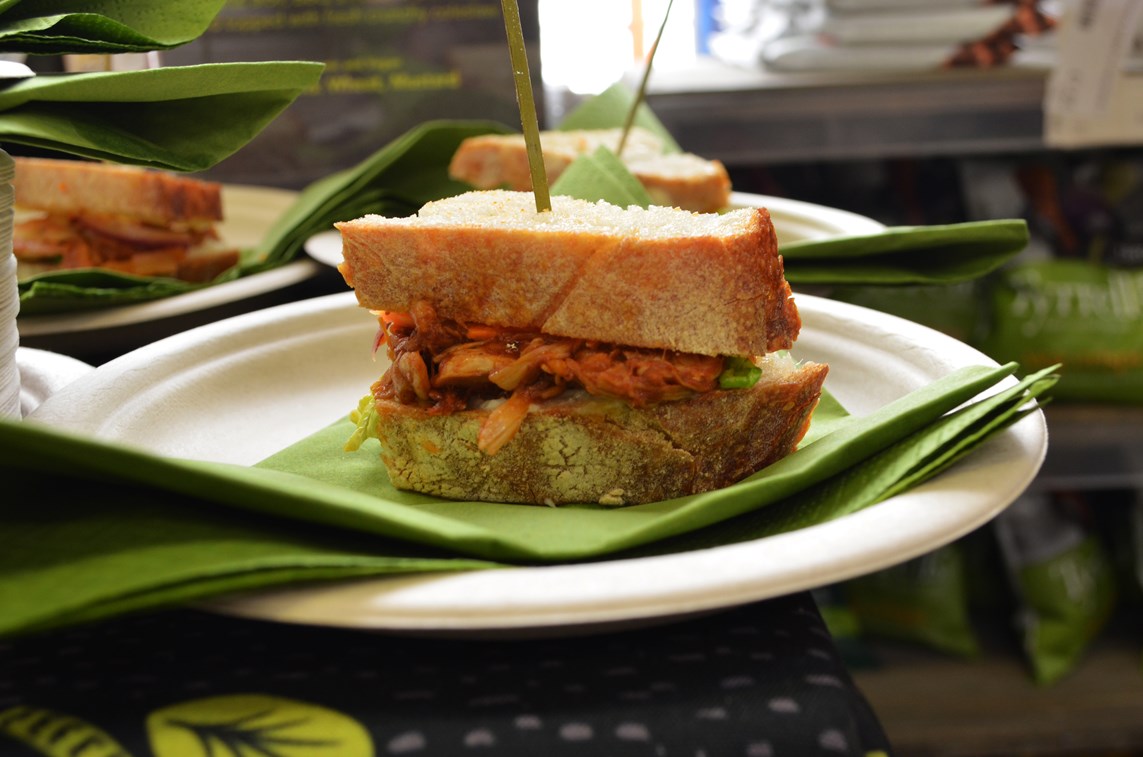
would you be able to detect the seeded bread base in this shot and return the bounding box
[369,361,828,506]
[13,157,224,226]
[337,191,800,357]
[448,128,732,213]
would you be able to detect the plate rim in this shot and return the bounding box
[17,259,322,336]
[734,191,886,237]
[27,289,1048,636]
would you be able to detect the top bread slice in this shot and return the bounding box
[337,190,800,358]
[449,127,732,213]
[13,157,224,227]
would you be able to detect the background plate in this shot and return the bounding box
[303,191,888,267]
[27,290,1047,636]
[18,185,322,360]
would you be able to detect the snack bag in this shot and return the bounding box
[993,492,1118,684]
[844,542,979,658]
[978,260,1143,403]
[812,586,877,669]
[830,282,983,345]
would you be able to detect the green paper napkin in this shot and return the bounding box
[628,366,1058,558]
[0,0,226,53]
[17,269,219,314]
[549,146,655,208]
[0,362,1054,637]
[557,82,681,151]
[781,220,1030,286]
[0,63,323,171]
[250,119,513,267]
[0,480,501,638]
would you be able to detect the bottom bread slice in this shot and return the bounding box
[367,360,829,507]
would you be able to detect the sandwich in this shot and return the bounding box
[11,157,240,282]
[449,127,732,213]
[338,190,828,507]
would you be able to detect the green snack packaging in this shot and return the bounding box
[844,543,980,658]
[829,282,984,345]
[993,492,1118,684]
[811,586,877,669]
[978,260,1143,403]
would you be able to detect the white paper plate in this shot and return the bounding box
[27,291,1047,636]
[303,191,886,268]
[18,185,321,339]
[0,193,17,420]
[750,192,885,245]
[17,347,94,417]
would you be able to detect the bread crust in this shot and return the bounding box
[368,360,828,506]
[337,191,800,357]
[449,129,732,213]
[631,158,732,216]
[13,157,224,226]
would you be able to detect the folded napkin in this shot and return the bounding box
[781,219,1030,285]
[0,1,225,54]
[0,362,1057,637]
[0,62,323,171]
[249,120,512,268]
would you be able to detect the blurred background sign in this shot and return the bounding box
[1044,0,1143,148]
[161,0,541,189]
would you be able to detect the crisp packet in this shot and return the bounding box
[978,260,1143,403]
[829,282,983,345]
[844,543,980,658]
[812,586,877,669]
[993,492,1118,684]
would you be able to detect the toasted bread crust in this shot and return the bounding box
[13,157,224,226]
[337,191,800,357]
[632,158,732,216]
[449,129,732,213]
[368,360,828,506]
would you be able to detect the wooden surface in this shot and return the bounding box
[854,624,1143,757]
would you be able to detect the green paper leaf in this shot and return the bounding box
[0,362,1053,637]
[0,477,499,637]
[0,1,227,53]
[253,119,513,265]
[625,367,1058,558]
[0,62,323,170]
[16,270,207,314]
[781,220,1030,286]
[559,81,681,151]
[549,146,653,208]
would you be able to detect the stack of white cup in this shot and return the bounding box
[0,150,19,419]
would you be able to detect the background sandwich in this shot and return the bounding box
[449,127,732,213]
[338,189,827,507]
[12,157,239,282]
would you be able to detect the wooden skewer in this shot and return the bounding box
[501,0,551,213]
[618,0,675,157]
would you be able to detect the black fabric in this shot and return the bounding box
[0,593,891,756]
